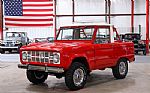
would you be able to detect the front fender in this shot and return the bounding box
[64,53,94,71]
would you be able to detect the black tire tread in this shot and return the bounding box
[112,59,128,79]
[65,62,87,90]
[26,70,48,84]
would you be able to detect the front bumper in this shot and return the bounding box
[18,64,64,73]
[0,46,18,49]
[134,48,146,51]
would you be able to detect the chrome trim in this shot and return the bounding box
[119,62,126,75]
[73,68,85,86]
[22,51,60,64]
[18,64,28,69]
[28,65,45,71]
[18,64,64,73]
[0,46,18,49]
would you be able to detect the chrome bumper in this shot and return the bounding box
[0,46,18,49]
[18,64,64,73]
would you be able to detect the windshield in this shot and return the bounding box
[124,34,141,40]
[6,32,25,38]
[57,27,94,40]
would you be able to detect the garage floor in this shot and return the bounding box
[0,54,150,93]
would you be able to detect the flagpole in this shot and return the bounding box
[0,0,3,40]
[54,0,57,39]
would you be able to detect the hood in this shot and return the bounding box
[21,41,92,52]
[3,37,21,42]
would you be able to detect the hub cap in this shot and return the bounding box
[119,62,126,75]
[73,68,85,86]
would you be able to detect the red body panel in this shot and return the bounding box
[20,25,135,71]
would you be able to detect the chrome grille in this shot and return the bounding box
[24,51,54,63]
[5,42,14,47]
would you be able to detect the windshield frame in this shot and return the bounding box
[56,26,95,41]
[124,34,141,40]
[6,32,25,38]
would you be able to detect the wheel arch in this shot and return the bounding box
[71,57,90,72]
[118,57,130,63]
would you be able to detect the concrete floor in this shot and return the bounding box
[0,54,150,93]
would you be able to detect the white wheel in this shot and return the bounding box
[65,62,87,90]
[112,59,128,79]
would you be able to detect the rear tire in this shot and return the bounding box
[112,59,128,79]
[17,44,22,53]
[0,49,5,54]
[135,51,138,54]
[143,50,146,55]
[26,70,48,84]
[65,62,87,90]
[8,50,12,53]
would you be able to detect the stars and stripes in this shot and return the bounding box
[4,0,54,27]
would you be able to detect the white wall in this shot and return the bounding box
[111,0,147,40]
[4,27,54,40]
[75,0,105,23]
[5,0,149,40]
[56,0,105,28]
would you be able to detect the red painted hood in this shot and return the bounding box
[20,41,92,52]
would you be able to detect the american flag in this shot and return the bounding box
[4,0,53,27]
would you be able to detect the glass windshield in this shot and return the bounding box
[57,27,94,40]
[124,34,140,40]
[6,32,25,38]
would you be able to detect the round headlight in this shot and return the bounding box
[22,52,27,60]
[16,40,20,44]
[53,53,60,64]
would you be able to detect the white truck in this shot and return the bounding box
[0,32,29,53]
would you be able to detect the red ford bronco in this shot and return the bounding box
[18,23,135,90]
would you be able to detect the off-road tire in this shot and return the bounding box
[26,70,48,84]
[112,59,128,79]
[8,50,12,53]
[135,51,138,55]
[65,62,88,90]
[0,49,5,54]
[143,50,146,55]
[17,44,22,53]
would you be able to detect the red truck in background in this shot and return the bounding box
[18,23,135,90]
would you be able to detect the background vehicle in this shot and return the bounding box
[18,23,135,90]
[32,38,47,43]
[119,34,125,41]
[0,32,29,53]
[124,33,146,55]
[47,37,54,42]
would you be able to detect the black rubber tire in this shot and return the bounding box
[26,70,48,84]
[17,48,20,53]
[8,50,12,53]
[112,59,128,79]
[135,51,138,55]
[65,62,87,90]
[17,44,22,53]
[143,50,146,55]
[0,49,5,54]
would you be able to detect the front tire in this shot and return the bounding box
[0,49,5,54]
[65,62,88,90]
[143,50,146,55]
[8,50,12,53]
[112,59,128,79]
[135,51,138,54]
[17,44,22,53]
[26,70,48,84]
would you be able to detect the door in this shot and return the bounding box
[94,26,115,69]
